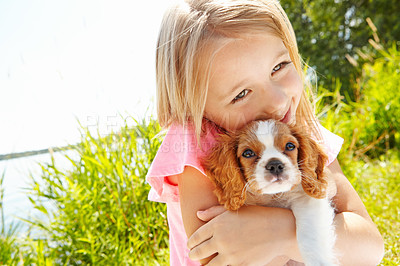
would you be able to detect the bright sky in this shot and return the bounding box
[0,0,175,154]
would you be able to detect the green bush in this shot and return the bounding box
[317,42,400,264]
[361,44,400,156]
[23,117,169,265]
[346,155,400,265]
[0,173,20,265]
[317,42,400,161]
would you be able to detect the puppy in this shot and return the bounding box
[202,120,337,266]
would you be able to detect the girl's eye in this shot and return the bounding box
[242,149,256,158]
[232,89,249,103]
[272,61,292,74]
[285,142,296,151]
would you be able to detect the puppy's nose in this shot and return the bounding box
[266,159,285,175]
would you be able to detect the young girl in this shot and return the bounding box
[146,0,384,265]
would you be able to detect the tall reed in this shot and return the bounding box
[25,116,169,264]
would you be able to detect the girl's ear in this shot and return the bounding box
[202,134,246,211]
[292,127,329,199]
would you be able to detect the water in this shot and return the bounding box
[0,150,77,234]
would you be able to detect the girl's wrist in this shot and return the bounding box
[274,208,303,262]
[248,206,302,261]
[284,232,303,262]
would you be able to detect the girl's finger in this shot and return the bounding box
[197,205,226,221]
[205,254,228,266]
[187,222,214,249]
[188,238,217,261]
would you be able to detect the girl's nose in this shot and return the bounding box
[260,84,289,118]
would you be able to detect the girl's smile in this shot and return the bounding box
[204,33,303,132]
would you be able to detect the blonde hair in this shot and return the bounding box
[156,0,318,140]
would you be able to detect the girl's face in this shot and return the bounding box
[204,33,303,132]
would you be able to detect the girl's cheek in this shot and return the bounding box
[211,110,251,131]
[229,112,255,131]
[285,69,303,101]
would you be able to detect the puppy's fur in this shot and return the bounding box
[202,120,337,266]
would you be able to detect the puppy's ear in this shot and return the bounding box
[292,126,329,199]
[202,134,246,211]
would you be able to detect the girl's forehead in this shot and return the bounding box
[203,31,282,54]
[204,32,286,70]
[195,32,286,84]
[204,33,288,92]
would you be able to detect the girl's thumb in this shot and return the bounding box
[197,205,226,221]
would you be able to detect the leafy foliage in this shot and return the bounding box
[316,41,400,264]
[281,0,400,92]
[23,117,168,265]
[317,41,400,160]
[0,172,20,265]
[360,44,400,154]
[346,156,400,265]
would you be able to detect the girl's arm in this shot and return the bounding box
[174,166,219,265]
[175,166,219,244]
[179,159,385,265]
[322,159,385,265]
[176,166,295,265]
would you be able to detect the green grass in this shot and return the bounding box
[0,171,20,265]
[342,155,400,265]
[316,40,400,264]
[0,117,169,265]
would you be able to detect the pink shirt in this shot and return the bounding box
[146,122,343,265]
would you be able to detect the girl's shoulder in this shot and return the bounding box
[316,122,344,165]
[146,122,218,203]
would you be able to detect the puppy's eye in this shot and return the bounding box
[285,142,296,151]
[242,149,256,158]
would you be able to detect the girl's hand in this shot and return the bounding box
[187,205,301,265]
[196,205,227,222]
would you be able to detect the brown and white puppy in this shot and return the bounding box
[202,120,337,266]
